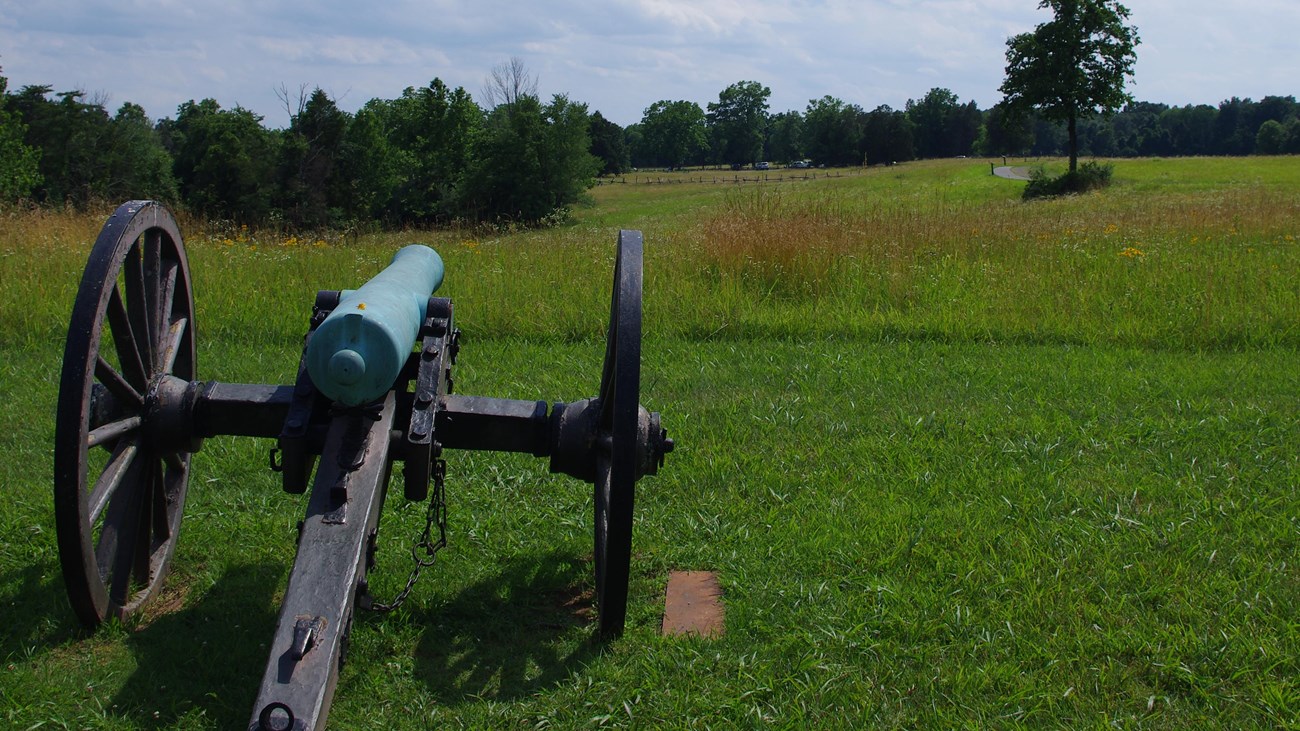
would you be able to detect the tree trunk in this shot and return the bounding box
[1067,111,1078,173]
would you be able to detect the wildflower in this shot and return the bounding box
[1118,247,1144,258]
[1104,224,1118,235]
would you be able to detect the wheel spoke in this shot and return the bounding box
[133,459,160,586]
[143,230,163,350]
[88,439,140,525]
[158,257,178,343]
[124,242,156,376]
[153,456,173,541]
[162,450,184,474]
[107,285,149,390]
[95,355,143,408]
[95,454,143,581]
[105,459,149,608]
[159,318,189,376]
[87,415,142,449]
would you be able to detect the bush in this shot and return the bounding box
[1023,161,1114,200]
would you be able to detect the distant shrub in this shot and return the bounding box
[1023,161,1114,200]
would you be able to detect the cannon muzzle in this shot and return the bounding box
[306,244,444,406]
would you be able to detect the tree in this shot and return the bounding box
[10,86,112,205]
[706,80,771,166]
[336,100,404,221]
[638,100,707,169]
[459,93,599,223]
[588,111,630,175]
[861,105,915,165]
[277,88,349,227]
[481,57,538,109]
[0,70,41,201]
[906,88,959,159]
[1158,104,1217,156]
[1255,120,1287,155]
[803,96,864,167]
[380,79,481,223]
[106,102,177,202]
[1000,0,1140,172]
[168,99,278,222]
[977,103,1033,156]
[1284,118,1300,155]
[1212,97,1256,155]
[766,110,804,163]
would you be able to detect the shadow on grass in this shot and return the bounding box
[111,562,284,728]
[410,551,602,704]
[0,559,83,662]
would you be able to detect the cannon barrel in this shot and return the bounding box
[306,244,445,406]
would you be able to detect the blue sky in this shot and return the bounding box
[1,1,1295,128]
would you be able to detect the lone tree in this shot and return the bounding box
[706,80,770,167]
[1000,0,1139,172]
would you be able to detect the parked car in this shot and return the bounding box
[788,160,811,169]
[753,161,770,170]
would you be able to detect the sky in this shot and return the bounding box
[1,0,1296,129]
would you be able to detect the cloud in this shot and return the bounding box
[1,0,1295,128]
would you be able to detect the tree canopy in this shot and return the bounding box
[639,100,707,169]
[706,81,771,166]
[0,70,41,200]
[1000,0,1140,171]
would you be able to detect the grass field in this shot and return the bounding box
[1,158,1297,729]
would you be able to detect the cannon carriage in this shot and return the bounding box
[53,200,672,730]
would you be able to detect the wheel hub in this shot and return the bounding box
[143,374,204,455]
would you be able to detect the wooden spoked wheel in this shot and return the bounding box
[54,201,197,628]
[592,230,643,638]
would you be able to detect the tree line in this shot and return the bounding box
[2,65,1297,228]
[0,68,599,228]
[623,85,1300,171]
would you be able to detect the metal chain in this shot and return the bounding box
[363,459,447,613]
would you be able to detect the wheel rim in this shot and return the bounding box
[593,230,642,638]
[54,201,196,628]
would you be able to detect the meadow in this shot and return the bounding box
[1,157,1297,729]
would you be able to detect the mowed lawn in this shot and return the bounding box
[1,158,1297,729]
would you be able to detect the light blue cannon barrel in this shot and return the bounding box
[306,245,444,406]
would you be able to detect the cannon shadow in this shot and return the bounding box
[407,551,602,704]
[110,562,284,728]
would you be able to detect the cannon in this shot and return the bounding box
[52,200,673,730]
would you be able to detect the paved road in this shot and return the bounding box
[993,166,1033,181]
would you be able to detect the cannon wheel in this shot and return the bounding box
[592,230,643,638]
[54,201,197,628]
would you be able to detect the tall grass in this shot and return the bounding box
[5,161,1295,352]
[685,171,1299,348]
